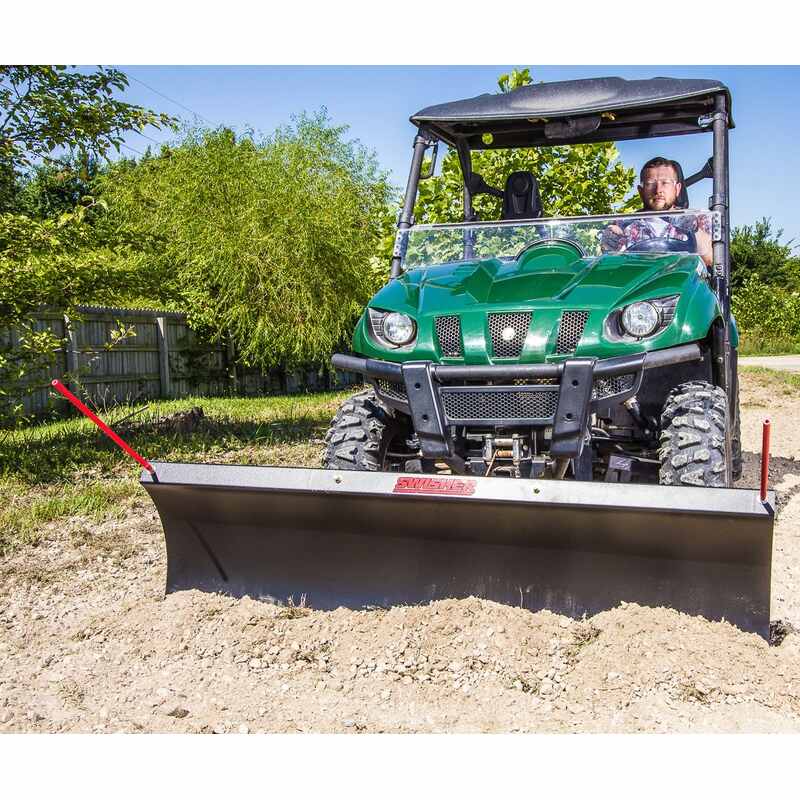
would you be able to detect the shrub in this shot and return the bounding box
[730,217,800,290]
[98,115,394,370]
[732,275,800,354]
[0,209,137,425]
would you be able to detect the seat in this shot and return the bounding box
[501,171,543,220]
[673,161,689,208]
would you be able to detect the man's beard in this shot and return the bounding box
[648,196,674,211]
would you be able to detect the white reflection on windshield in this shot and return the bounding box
[400,210,716,269]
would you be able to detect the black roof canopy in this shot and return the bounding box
[410,77,733,149]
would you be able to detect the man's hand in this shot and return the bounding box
[600,224,627,253]
[674,212,713,267]
[695,228,713,267]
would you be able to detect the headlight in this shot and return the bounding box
[367,309,417,348]
[383,312,416,345]
[621,301,660,337]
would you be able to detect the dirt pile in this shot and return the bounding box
[118,406,206,436]
[2,503,800,733]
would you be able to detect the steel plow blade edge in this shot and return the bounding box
[142,462,775,639]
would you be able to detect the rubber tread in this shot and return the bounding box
[731,389,742,482]
[658,380,730,488]
[322,389,398,471]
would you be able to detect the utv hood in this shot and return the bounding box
[379,247,703,314]
[355,244,720,364]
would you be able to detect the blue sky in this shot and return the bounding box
[113,65,800,245]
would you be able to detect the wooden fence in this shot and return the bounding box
[10,305,356,417]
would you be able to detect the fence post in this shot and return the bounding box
[63,314,79,385]
[156,316,171,398]
[226,332,238,395]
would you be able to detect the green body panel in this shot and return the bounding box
[353,243,724,364]
[730,315,740,349]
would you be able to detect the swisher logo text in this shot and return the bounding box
[392,477,477,496]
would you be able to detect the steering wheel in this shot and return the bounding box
[625,229,697,254]
[515,238,586,260]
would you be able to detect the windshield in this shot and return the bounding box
[398,210,718,270]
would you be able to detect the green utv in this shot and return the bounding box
[327,77,742,489]
[142,77,775,639]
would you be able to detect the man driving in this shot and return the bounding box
[601,157,713,266]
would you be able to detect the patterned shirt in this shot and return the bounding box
[601,213,711,254]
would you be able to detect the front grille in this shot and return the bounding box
[555,311,589,354]
[512,377,558,386]
[592,373,635,400]
[488,312,532,358]
[658,297,679,326]
[369,311,386,341]
[376,380,407,402]
[435,315,462,357]
[441,387,558,422]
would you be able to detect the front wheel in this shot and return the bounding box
[322,389,419,472]
[658,381,731,488]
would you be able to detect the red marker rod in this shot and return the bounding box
[51,380,155,475]
[760,419,771,503]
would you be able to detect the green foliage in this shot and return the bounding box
[732,274,800,354]
[13,154,102,219]
[497,67,534,93]
[0,160,15,213]
[730,217,800,290]
[737,331,800,357]
[0,208,132,317]
[0,65,178,425]
[0,66,176,213]
[416,68,638,224]
[98,114,394,369]
[0,209,136,424]
[729,218,800,353]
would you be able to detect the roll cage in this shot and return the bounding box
[390,76,734,395]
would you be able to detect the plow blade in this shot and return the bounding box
[142,463,775,638]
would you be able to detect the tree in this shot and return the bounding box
[97,114,394,369]
[730,217,800,290]
[0,66,175,212]
[0,210,138,423]
[415,68,637,223]
[0,160,15,213]
[0,66,175,423]
[13,154,102,219]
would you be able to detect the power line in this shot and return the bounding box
[127,73,216,127]
[120,142,146,158]
[133,129,164,146]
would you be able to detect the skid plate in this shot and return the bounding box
[142,463,775,638]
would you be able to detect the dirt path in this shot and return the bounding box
[2,371,799,733]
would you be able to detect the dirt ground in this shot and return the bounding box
[2,372,800,733]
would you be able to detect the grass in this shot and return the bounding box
[738,333,800,356]
[0,479,138,553]
[0,388,357,555]
[1,368,795,558]
[740,366,800,394]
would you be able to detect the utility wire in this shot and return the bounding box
[133,129,164,146]
[120,142,146,158]
[127,73,216,127]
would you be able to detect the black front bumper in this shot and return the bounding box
[332,343,704,460]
